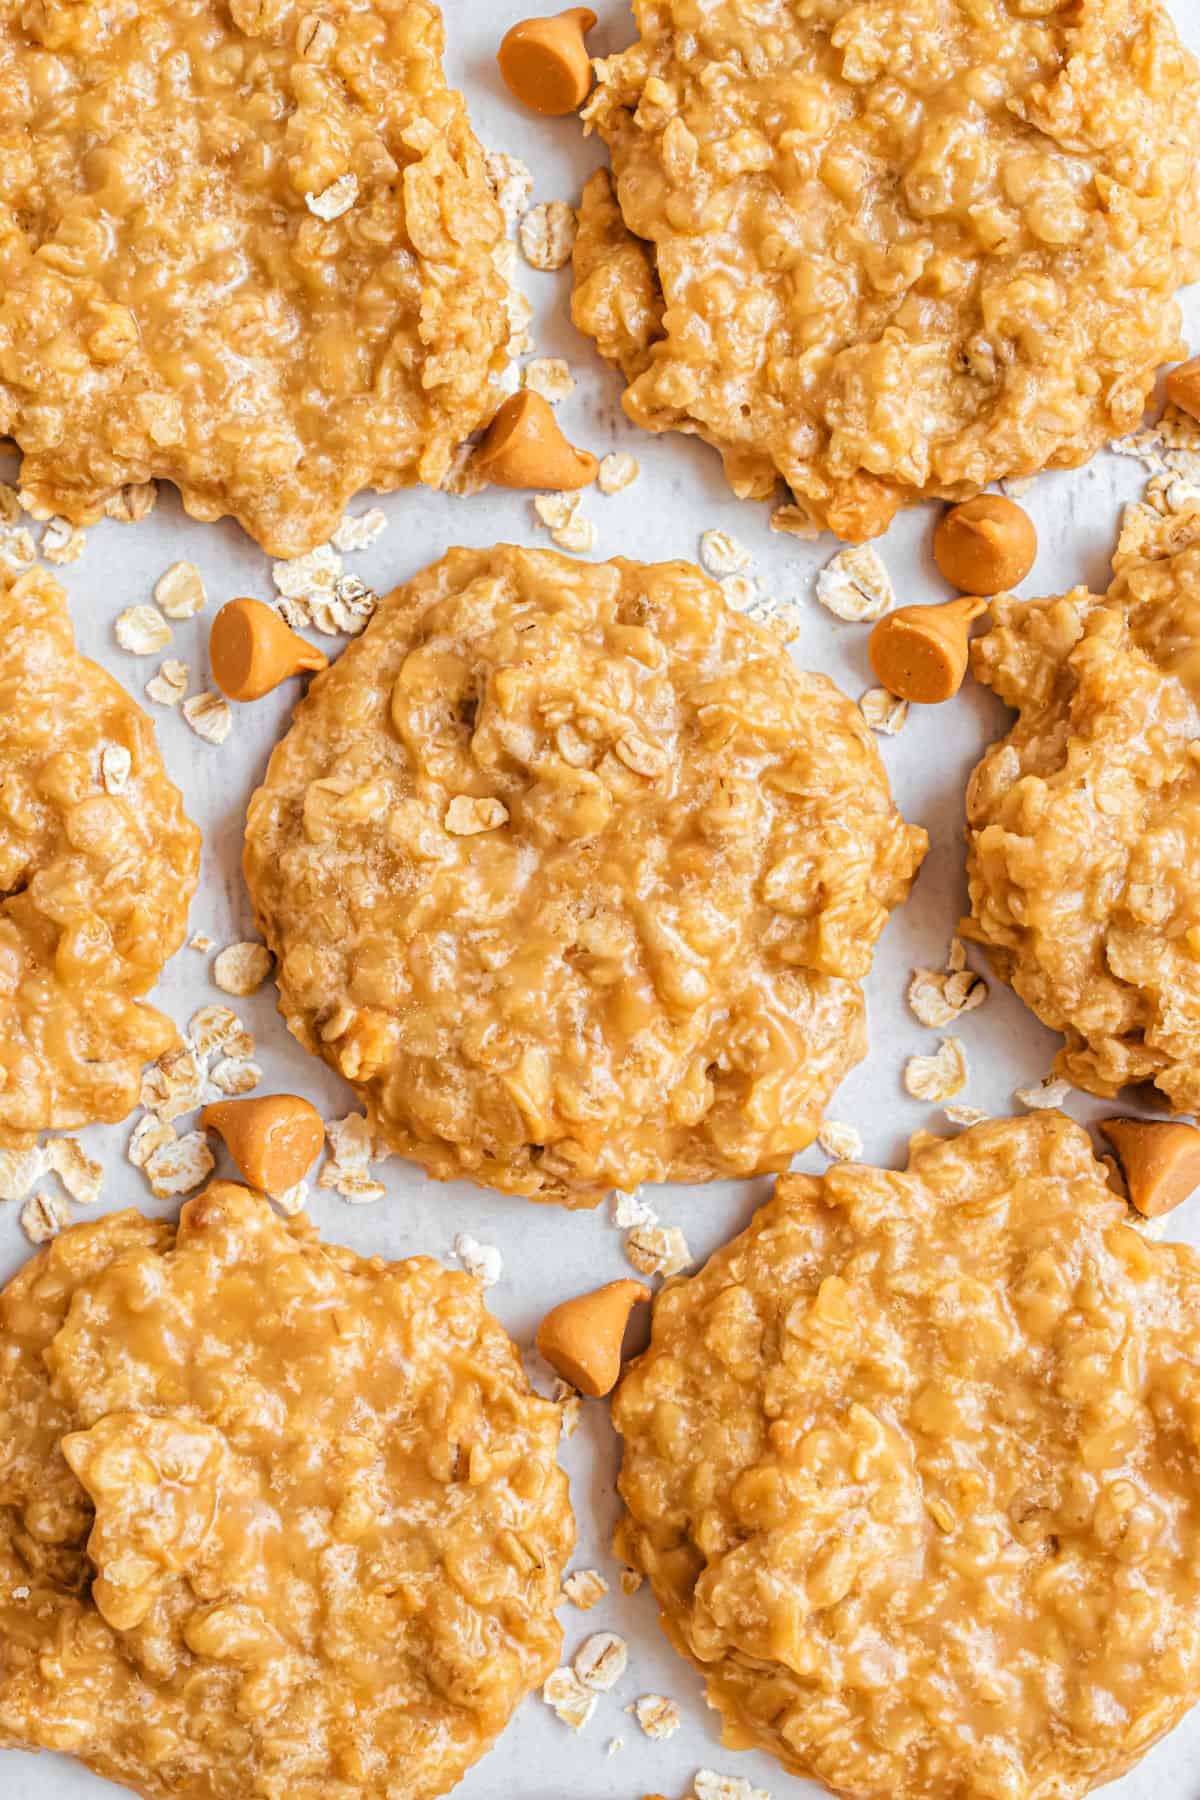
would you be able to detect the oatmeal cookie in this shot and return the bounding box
[966,501,1200,1108]
[0,0,511,555]
[0,1183,572,1800]
[243,545,926,1203]
[613,1113,1200,1800]
[0,564,199,1144]
[573,0,1200,540]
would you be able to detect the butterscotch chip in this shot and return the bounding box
[0,1184,572,1799]
[476,390,598,490]
[934,496,1037,596]
[868,597,988,705]
[1167,356,1200,423]
[0,0,512,554]
[243,545,925,1203]
[0,566,199,1144]
[200,1093,325,1196]
[536,1279,650,1397]
[965,503,1200,1108]
[613,1114,1200,1799]
[498,8,596,116]
[210,597,329,702]
[572,7,1200,539]
[1099,1117,1200,1218]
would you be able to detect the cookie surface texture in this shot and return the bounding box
[0,1184,572,1800]
[572,0,1200,539]
[243,544,926,1203]
[613,1113,1200,1800]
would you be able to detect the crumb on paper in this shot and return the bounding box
[21,1191,69,1245]
[815,544,894,622]
[522,358,575,404]
[208,1056,263,1097]
[213,941,273,996]
[188,1003,253,1059]
[907,961,988,1029]
[45,1138,103,1205]
[115,604,171,655]
[563,1569,609,1610]
[619,1568,643,1596]
[319,1112,387,1203]
[484,149,533,224]
[1014,1074,1071,1110]
[574,1631,628,1691]
[189,930,215,954]
[154,561,206,619]
[611,1188,656,1230]
[632,1693,681,1741]
[699,529,752,576]
[816,1121,862,1161]
[542,1665,597,1731]
[693,1771,772,1800]
[860,688,909,735]
[127,1114,176,1170]
[454,1233,502,1288]
[41,517,85,564]
[625,1221,691,1279]
[519,200,576,271]
[144,1131,215,1199]
[944,1103,990,1127]
[904,1037,968,1103]
[331,507,388,553]
[598,452,639,495]
[606,1736,623,1756]
[182,691,232,746]
[140,1043,207,1121]
[146,659,190,707]
[273,1178,309,1218]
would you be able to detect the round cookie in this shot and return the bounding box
[0,0,512,554]
[0,1182,572,1800]
[0,564,199,1144]
[613,1113,1200,1800]
[966,500,1200,1108]
[243,544,926,1203]
[572,0,1200,541]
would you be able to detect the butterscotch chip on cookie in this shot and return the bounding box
[573,0,1200,540]
[0,565,199,1144]
[0,1183,572,1799]
[613,1113,1200,1800]
[965,502,1200,1108]
[0,0,511,554]
[243,545,925,1204]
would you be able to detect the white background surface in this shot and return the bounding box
[5,2,1200,1796]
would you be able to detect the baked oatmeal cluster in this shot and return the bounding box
[0,565,198,1145]
[613,1113,1200,1800]
[0,1183,572,1800]
[967,501,1200,1109]
[0,0,511,554]
[243,545,926,1203]
[573,0,1200,539]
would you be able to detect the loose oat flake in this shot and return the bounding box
[908,964,988,1029]
[945,1103,990,1126]
[625,1222,691,1278]
[769,503,819,540]
[189,931,215,954]
[574,1631,627,1691]
[563,1569,608,1610]
[552,511,597,555]
[1015,1074,1071,1110]
[633,1693,681,1740]
[454,1233,502,1289]
[619,1568,642,1596]
[146,659,189,706]
[154,561,206,620]
[305,171,358,221]
[0,1145,46,1202]
[45,1138,102,1205]
[188,1003,253,1058]
[860,687,909,735]
[182,691,232,746]
[542,1666,596,1731]
[815,545,894,623]
[115,604,171,655]
[611,1188,656,1230]
[484,149,533,224]
[21,1191,69,1244]
[522,358,575,404]
[213,941,273,996]
[693,1773,771,1800]
[41,517,85,564]
[904,1037,968,1102]
[331,507,388,553]
[144,1131,215,1199]
[105,480,157,522]
[598,452,639,495]
[127,1114,176,1170]
[140,1043,207,1122]
[816,1121,863,1161]
[209,1057,263,1097]
[519,200,576,271]
[273,542,341,601]
[700,529,752,575]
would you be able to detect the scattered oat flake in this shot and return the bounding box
[309,573,378,636]
[320,1113,384,1201]
[542,1666,597,1731]
[127,1114,175,1169]
[445,795,508,835]
[146,659,190,707]
[633,1693,681,1741]
[574,1631,627,1691]
[908,965,988,1029]
[115,604,171,655]
[454,1233,502,1288]
[904,1037,968,1103]
[560,1392,582,1438]
[336,1171,388,1204]
[519,200,576,270]
[0,1145,46,1202]
[273,1178,309,1218]
[1015,1074,1071,1110]
[100,744,132,794]
[700,529,752,575]
[611,1188,656,1230]
[860,687,909,735]
[182,692,232,746]
[945,1103,990,1126]
[213,941,273,996]
[625,1222,691,1279]
[817,1121,862,1161]
[769,502,819,540]
[693,1771,771,1800]
[485,149,533,223]
[188,1003,251,1057]
[563,1569,608,1610]
[189,931,216,953]
[273,542,341,600]
[105,480,157,522]
[21,1191,69,1244]
[209,1057,262,1097]
[598,452,639,495]
[154,561,206,619]
[331,508,388,553]
[45,1138,102,1205]
[552,511,597,555]
[522,358,575,403]
[816,544,894,622]
[619,1568,643,1596]
[140,1044,207,1121]
[534,491,578,532]
[41,517,85,564]
[306,171,358,220]
[144,1132,215,1199]
[0,525,35,570]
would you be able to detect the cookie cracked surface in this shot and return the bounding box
[573,0,1200,540]
[966,501,1200,1108]
[0,0,511,554]
[243,544,925,1204]
[0,1183,572,1800]
[0,564,199,1145]
[613,1113,1200,1800]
